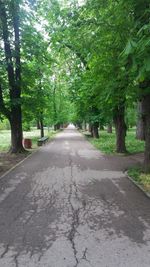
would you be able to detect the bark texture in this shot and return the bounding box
[142,94,150,172]
[40,118,44,138]
[10,108,24,153]
[113,104,127,153]
[92,122,99,138]
[136,101,145,140]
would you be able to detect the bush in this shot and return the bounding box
[23,122,31,131]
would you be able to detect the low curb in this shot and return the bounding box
[0,131,59,181]
[0,149,38,180]
[125,171,150,199]
[0,132,58,181]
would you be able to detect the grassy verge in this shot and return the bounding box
[0,128,56,152]
[85,128,145,155]
[128,167,150,194]
[0,130,11,151]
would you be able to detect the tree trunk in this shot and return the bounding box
[77,123,82,129]
[0,1,24,153]
[107,124,112,133]
[9,107,24,153]
[113,104,127,153]
[54,124,57,131]
[136,101,145,140]
[89,124,93,137]
[54,123,60,131]
[142,94,150,172]
[83,121,87,131]
[37,120,41,129]
[40,119,44,138]
[92,122,99,138]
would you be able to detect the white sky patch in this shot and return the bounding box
[34,19,49,40]
[58,0,86,7]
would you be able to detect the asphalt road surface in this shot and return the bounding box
[0,125,150,267]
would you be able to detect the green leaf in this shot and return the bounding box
[144,58,150,72]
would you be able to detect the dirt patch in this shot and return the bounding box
[0,152,30,177]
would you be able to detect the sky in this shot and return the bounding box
[58,0,86,7]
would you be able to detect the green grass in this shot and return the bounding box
[85,128,145,155]
[0,130,11,151]
[128,167,150,194]
[0,128,56,152]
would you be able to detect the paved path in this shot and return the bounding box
[0,126,150,267]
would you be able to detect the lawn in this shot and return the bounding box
[85,128,145,155]
[84,128,150,195]
[0,128,55,152]
[128,167,150,194]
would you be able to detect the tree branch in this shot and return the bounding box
[59,42,89,70]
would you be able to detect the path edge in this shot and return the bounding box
[0,135,57,180]
[125,171,150,199]
[0,149,38,180]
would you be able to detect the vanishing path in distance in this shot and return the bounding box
[0,126,150,266]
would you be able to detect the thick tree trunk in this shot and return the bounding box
[142,94,150,173]
[9,107,24,153]
[136,101,145,140]
[107,124,112,133]
[92,122,99,138]
[0,1,24,153]
[113,105,127,153]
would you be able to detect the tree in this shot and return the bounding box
[123,0,150,171]
[0,0,24,153]
[136,101,145,140]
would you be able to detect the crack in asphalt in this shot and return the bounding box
[68,184,80,267]
[80,247,94,266]
[67,158,80,267]
[67,158,92,267]
[14,252,20,267]
[82,247,88,260]
[66,157,96,267]
[0,244,9,258]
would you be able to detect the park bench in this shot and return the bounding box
[37,136,49,146]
